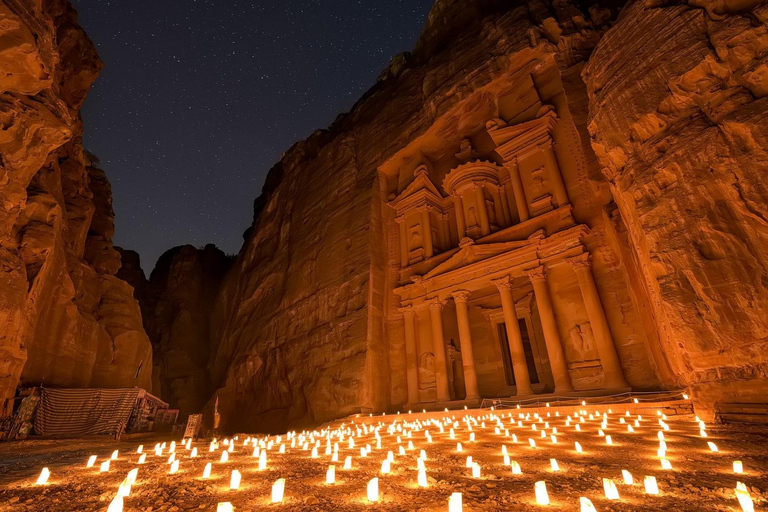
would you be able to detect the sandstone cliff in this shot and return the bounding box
[206,0,635,433]
[202,0,768,432]
[583,0,768,407]
[118,245,233,419]
[0,0,152,413]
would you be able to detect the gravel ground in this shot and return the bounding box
[0,407,766,511]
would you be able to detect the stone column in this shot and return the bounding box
[428,299,451,402]
[525,266,573,393]
[497,184,512,226]
[489,186,506,229]
[473,184,491,236]
[453,196,466,239]
[418,205,434,259]
[540,142,569,207]
[493,276,533,396]
[395,215,409,267]
[400,306,420,405]
[567,253,629,389]
[506,157,529,222]
[439,213,450,251]
[452,290,480,400]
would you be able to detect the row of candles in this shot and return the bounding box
[30,406,758,511]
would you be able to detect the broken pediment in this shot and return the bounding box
[423,238,534,279]
[489,108,558,161]
[389,165,444,213]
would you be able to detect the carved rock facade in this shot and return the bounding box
[206,0,768,432]
[0,0,152,413]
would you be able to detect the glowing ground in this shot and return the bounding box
[1,406,767,511]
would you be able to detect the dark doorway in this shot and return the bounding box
[497,320,540,387]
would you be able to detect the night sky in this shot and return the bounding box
[71,0,435,269]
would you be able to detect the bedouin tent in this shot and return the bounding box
[34,388,140,436]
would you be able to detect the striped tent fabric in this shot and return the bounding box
[34,388,140,436]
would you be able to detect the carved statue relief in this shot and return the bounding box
[530,166,548,195]
[418,352,436,390]
[466,205,478,228]
[567,322,599,362]
[486,198,497,225]
[409,224,422,250]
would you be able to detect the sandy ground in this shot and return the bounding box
[0,407,766,511]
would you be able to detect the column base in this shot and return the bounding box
[408,397,483,413]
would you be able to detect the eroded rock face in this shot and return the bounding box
[202,0,768,432]
[0,0,152,413]
[206,0,650,433]
[583,0,768,410]
[117,245,233,419]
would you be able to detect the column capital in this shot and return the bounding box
[395,215,407,224]
[398,305,416,317]
[452,290,471,303]
[491,275,513,291]
[524,265,548,283]
[566,252,592,271]
[538,140,554,152]
[427,297,447,311]
[417,204,434,213]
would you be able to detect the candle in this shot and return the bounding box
[230,469,241,490]
[535,481,549,505]
[100,460,110,473]
[202,462,212,479]
[220,451,229,463]
[259,451,267,470]
[471,462,481,478]
[417,468,428,487]
[367,477,379,502]
[550,459,559,472]
[326,464,335,484]
[138,453,146,464]
[272,478,285,503]
[579,497,597,511]
[35,468,50,485]
[660,458,672,470]
[216,503,233,512]
[448,492,462,512]
[603,478,620,499]
[380,459,390,474]
[169,460,179,474]
[106,496,123,512]
[707,441,718,452]
[622,469,633,485]
[644,475,659,494]
[736,488,754,512]
[511,461,522,474]
[344,456,352,470]
[86,455,97,468]
[733,461,744,473]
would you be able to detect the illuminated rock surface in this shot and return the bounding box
[117,245,234,419]
[199,0,768,433]
[0,0,152,408]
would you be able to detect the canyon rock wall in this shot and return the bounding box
[117,245,233,419]
[583,0,768,409]
[0,0,152,414]
[207,0,643,433]
[204,0,768,432]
